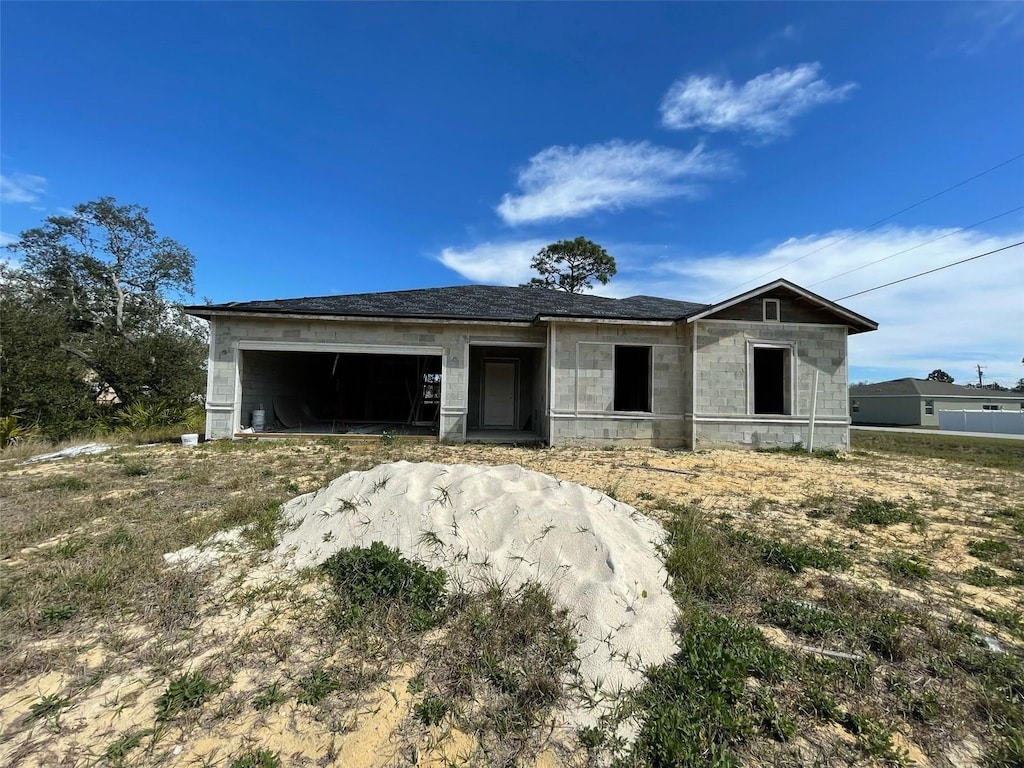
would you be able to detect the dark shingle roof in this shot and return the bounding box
[850,378,1024,399]
[186,285,708,323]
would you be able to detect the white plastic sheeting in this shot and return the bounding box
[939,410,1024,435]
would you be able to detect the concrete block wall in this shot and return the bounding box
[549,322,692,448]
[692,320,850,450]
[204,315,545,439]
[551,416,688,448]
[693,321,848,417]
[695,421,849,451]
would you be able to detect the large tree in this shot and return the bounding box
[522,237,616,294]
[926,369,954,383]
[3,198,206,433]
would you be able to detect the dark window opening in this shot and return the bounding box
[851,399,860,413]
[925,400,934,415]
[982,404,1000,411]
[753,347,787,414]
[614,346,651,412]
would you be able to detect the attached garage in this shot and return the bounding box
[238,344,442,435]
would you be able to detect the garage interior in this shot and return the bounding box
[239,350,441,435]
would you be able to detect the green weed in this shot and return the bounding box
[229,749,281,768]
[295,668,341,706]
[880,552,931,581]
[847,496,921,528]
[252,681,286,711]
[319,541,446,630]
[155,671,217,720]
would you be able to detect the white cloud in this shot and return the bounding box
[0,173,47,204]
[659,63,856,138]
[495,140,733,225]
[436,239,548,285]
[607,226,1024,385]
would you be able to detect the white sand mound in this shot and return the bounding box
[273,461,678,721]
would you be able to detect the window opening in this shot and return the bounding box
[753,347,788,415]
[614,346,651,412]
[851,399,860,413]
[924,400,934,415]
[982,404,1001,411]
[763,299,780,322]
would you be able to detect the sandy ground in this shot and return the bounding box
[1,441,1021,767]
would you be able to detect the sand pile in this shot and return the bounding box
[273,461,678,716]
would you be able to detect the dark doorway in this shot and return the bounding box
[753,347,787,414]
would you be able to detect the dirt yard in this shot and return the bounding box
[1,437,1021,767]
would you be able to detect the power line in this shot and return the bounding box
[835,240,1023,301]
[809,204,1024,288]
[705,151,1024,302]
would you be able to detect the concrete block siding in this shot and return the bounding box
[206,315,545,440]
[548,322,693,448]
[204,313,851,451]
[692,320,850,450]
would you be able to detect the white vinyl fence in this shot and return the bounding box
[939,410,1024,435]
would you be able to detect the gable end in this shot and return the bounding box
[703,289,842,325]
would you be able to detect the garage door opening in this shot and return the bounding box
[239,349,441,436]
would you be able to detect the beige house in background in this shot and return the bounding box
[186,279,877,450]
[850,378,1024,427]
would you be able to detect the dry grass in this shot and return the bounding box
[0,435,1021,767]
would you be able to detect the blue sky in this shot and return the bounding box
[2,2,1022,385]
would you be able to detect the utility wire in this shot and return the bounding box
[835,241,1023,301]
[809,204,1024,288]
[705,151,1024,302]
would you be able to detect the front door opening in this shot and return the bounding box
[467,345,545,438]
[753,347,788,415]
[483,360,517,428]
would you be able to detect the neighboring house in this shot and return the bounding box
[850,378,1024,427]
[185,279,876,450]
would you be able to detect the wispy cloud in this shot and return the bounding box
[0,231,18,247]
[615,226,1024,385]
[659,63,856,139]
[949,2,1024,55]
[436,239,548,284]
[0,172,47,204]
[495,140,733,225]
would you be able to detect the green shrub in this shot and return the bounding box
[319,542,446,629]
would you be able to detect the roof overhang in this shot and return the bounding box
[684,279,878,334]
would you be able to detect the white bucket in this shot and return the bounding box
[180,433,199,448]
[251,409,266,432]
